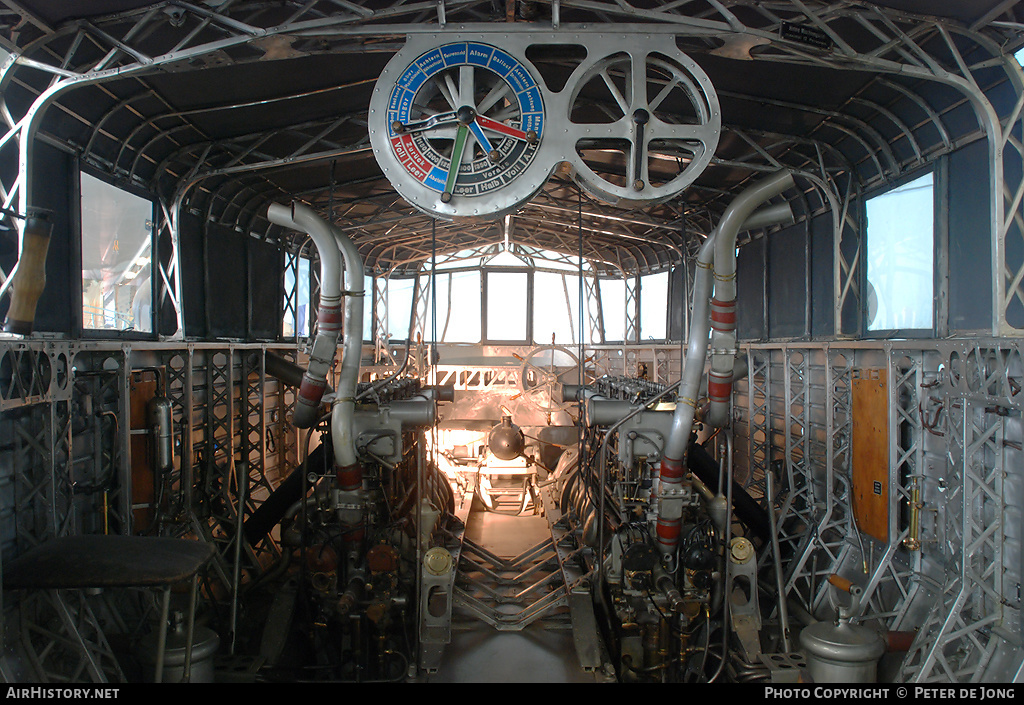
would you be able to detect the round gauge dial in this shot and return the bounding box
[371,41,548,219]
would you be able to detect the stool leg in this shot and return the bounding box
[154,586,171,683]
[183,575,198,682]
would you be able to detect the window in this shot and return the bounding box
[640,271,669,340]
[80,172,154,333]
[283,256,310,338]
[534,271,578,345]
[362,274,374,342]
[387,277,415,340]
[485,270,529,341]
[441,271,481,342]
[421,270,481,342]
[600,277,626,342]
[865,171,934,332]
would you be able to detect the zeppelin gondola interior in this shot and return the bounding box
[1,0,1024,686]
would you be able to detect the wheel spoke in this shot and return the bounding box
[600,68,630,115]
[652,121,716,145]
[516,345,581,414]
[459,65,474,107]
[477,79,512,115]
[436,73,459,111]
[630,51,647,110]
[649,76,682,112]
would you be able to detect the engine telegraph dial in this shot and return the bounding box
[370,40,550,220]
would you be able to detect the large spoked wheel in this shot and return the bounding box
[513,344,583,415]
[566,48,720,207]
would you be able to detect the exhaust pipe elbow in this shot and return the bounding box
[267,202,344,428]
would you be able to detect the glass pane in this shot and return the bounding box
[640,272,669,340]
[534,271,576,344]
[80,172,153,333]
[600,277,626,342]
[487,271,527,341]
[283,257,311,338]
[866,172,934,331]
[430,271,481,342]
[554,274,598,345]
[388,277,415,340]
[362,274,373,342]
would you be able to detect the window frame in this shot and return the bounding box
[639,270,670,342]
[862,168,938,339]
[77,165,158,341]
[282,250,312,341]
[481,267,534,345]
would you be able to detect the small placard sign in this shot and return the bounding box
[781,22,833,50]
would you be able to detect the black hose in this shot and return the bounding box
[244,439,331,544]
[687,442,771,544]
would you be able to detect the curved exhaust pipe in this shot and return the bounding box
[267,202,343,430]
[655,170,793,560]
[327,221,365,472]
[707,170,794,427]
[268,202,367,553]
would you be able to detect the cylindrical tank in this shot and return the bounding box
[487,416,525,461]
[799,618,886,683]
[147,395,174,473]
[137,615,220,683]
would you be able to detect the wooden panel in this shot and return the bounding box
[852,368,888,543]
[130,371,158,533]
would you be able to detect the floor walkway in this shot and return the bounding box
[425,504,610,683]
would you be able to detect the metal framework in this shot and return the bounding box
[0,0,1023,685]
[0,340,300,681]
[733,339,1024,683]
[0,1,1020,338]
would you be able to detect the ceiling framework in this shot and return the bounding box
[0,1,1023,336]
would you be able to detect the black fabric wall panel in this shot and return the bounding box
[667,263,688,342]
[737,236,766,341]
[810,212,835,338]
[204,221,248,339]
[248,237,282,340]
[767,222,807,339]
[178,212,207,339]
[948,139,994,331]
[1005,131,1024,329]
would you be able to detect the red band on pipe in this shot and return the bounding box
[710,299,737,330]
[660,456,685,481]
[298,377,326,404]
[342,523,365,544]
[336,463,363,491]
[318,305,343,331]
[707,380,732,400]
[656,518,681,545]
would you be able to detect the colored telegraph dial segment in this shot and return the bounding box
[383,42,544,206]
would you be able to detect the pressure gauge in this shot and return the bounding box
[369,39,551,220]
